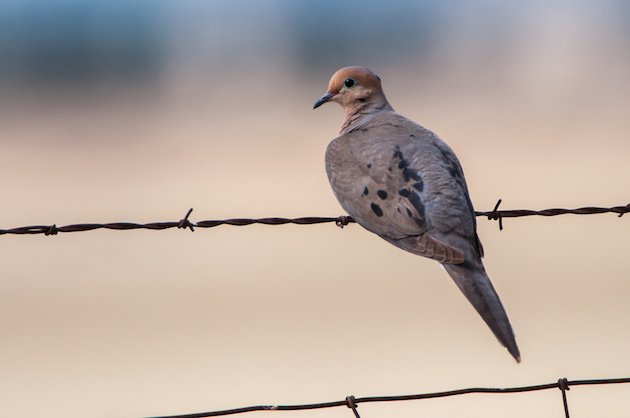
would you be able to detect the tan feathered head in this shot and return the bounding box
[313,66,389,110]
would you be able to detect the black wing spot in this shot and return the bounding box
[370,203,383,217]
[412,181,424,192]
[447,162,466,188]
[362,186,369,196]
[377,190,388,199]
[405,207,413,217]
[438,147,454,164]
[399,189,410,197]
[403,168,421,182]
[407,192,425,219]
[367,163,372,169]
[394,146,420,182]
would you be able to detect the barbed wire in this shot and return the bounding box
[149,377,630,418]
[3,204,628,417]
[0,201,628,237]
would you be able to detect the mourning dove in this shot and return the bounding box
[314,66,520,362]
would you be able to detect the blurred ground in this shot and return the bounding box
[1,1,629,417]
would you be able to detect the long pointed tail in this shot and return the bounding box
[442,259,520,362]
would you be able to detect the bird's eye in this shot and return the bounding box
[344,78,356,88]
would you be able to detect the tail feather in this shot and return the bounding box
[442,260,520,362]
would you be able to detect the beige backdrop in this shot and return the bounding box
[1,2,629,417]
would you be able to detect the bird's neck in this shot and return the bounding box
[340,97,393,134]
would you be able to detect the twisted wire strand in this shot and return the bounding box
[148,377,630,418]
[1,201,628,236]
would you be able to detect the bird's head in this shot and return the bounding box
[313,66,389,111]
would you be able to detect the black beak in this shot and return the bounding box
[313,92,336,109]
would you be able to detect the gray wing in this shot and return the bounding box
[325,116,479,264]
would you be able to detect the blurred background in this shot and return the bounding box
[1,1,629,417]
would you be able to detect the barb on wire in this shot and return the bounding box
[345,396,361,418]
[178,208,195,232]
[558,378,571,418]
[147,377,630,418]
[0,202,628,237]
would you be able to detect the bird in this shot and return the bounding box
[314,66,520,362]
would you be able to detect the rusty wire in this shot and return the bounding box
[0,200,628,237]
[148,377,630,418]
